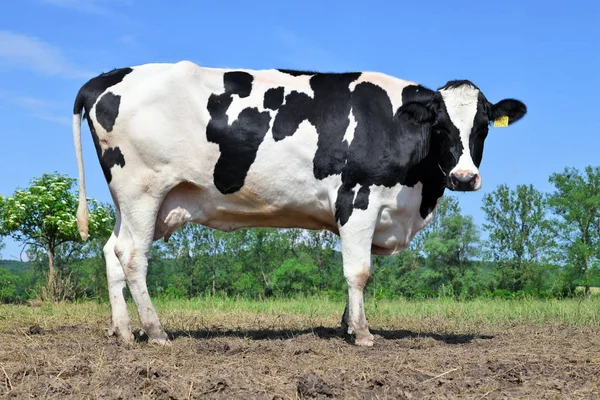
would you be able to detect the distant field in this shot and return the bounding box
[1,297,600,398]
[576,286,600,295]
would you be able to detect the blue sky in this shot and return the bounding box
[0,0,598,259]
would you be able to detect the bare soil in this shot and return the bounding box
[1,316,600,398]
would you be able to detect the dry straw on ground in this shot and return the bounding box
[1,298,599,399]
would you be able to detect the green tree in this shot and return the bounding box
[165,223,239,297]
[0,173,113,301]
[272,255,320,295]
[291,229,341,292]
[164,224,202,297]
[548,166,600,298]
[482,184,554,293]
[370,245,426,299]
[241,229,290,296]
[421,197,481,297]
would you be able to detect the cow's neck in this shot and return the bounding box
[404,152,446,219]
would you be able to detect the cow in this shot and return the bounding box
[72,61,526,346]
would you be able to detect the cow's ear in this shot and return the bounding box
[489,99,527,126]
[396,102,434,124]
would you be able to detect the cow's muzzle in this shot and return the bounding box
[448,170,480,191]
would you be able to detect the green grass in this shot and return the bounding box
[1,296,599,334]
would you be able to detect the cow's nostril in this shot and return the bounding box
[450,175,460,187]
[469,174,479,188]
[469,174,478,187]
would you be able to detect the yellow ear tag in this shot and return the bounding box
[493,115,509,127]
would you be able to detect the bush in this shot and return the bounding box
[272,257,319,296]
[0,267,19,302]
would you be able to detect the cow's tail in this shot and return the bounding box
[73,92,89,241]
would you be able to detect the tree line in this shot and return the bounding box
[0,166,599,303]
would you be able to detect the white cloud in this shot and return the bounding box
[39,0,132,18]
[38,0,133,20]
[0,31,93,79]
[0,92,71,126]
[12,96,50,110]
[40,0,107,15]
[32,112,72,126]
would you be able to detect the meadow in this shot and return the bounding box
[2,296,599,398]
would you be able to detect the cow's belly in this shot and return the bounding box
[153,177,338,241]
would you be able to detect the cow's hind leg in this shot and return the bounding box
[114,192,169,345]
[104,218,133,343]
[339,216,376,346]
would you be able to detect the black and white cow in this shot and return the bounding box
[73,61,526,346]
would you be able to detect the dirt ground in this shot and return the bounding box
[1,316,600,399]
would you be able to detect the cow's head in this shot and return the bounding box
[400,80,526,191]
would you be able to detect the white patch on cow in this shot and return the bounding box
[439,85,481,188]
[343,111,357,146]
[274,70,314,94]
[225,84,266,122]
[369,183,432,255]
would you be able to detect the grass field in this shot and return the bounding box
[2,296,600,398]
[3,295,600,332]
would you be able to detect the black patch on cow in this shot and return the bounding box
[95,92,121,132]
[277,69,317,77]
[263,87,284,110]
[206,72,271,194]
[334,184,355,226]
[438,79,480,91]
[329,81,437,222]
[430,96,464,175]
[272,91,312,141]
[212,108,271,194]
[73,67,132,184]
[73,67,133,115]
[224,71,253,98]
[402,85,435,105]
[85,117,125,183]
[469,92,492,168]
[310,73,361,179]
[402,151,446,219]
[354,186,370,210]
[271,73,362,178]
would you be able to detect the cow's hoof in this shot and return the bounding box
[107,327,134,344]
[149,337,172,346]
[355,333,375,347]
[340,321,354,336]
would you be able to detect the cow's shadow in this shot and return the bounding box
[164,326,493,345]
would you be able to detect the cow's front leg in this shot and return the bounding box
[339,219,376,346]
